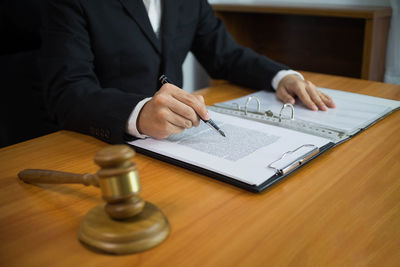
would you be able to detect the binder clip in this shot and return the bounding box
[268,144,319,175]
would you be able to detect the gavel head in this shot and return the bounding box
[94,145,145,220]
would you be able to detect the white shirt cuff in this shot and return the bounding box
[271,70,304,90]
[126,97,152,139]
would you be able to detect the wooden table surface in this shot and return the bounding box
[0,72,399,266]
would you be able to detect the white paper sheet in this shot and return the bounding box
[129,110,331,186]
[218,88,400,134]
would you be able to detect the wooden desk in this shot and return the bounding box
[212,1,391,81]
[1,72,400,266]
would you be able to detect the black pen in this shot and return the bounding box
[159,74,226,137]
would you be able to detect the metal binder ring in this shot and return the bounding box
[244,97,261,115]
[279,103,295,122]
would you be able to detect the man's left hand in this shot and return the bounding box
[276,74,336,111]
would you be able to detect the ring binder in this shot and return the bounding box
[242,96,293,121]
[279,103,295,122]
[211,96,347,143]
[268,144,319,175]
[244,96,261,115]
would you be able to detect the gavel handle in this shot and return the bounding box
[18,169,99,187]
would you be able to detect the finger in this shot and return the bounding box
[137,100,186,139]
[160,84,209,120]
[172,90,209,121]
[167,112,194,129]
[319,92,336,108]
[153,123,185,139]
[167,97,201,127]
[305,82,328,111]
[153,95,198,128]
[151,91,197,129]
[154,109,189,137]
[276,86,295,105]
[153,114,186,138]
[291,83,317,111]
[193,95,207,124]
[194,94,205,104]
[156,85,202,126]
[165,121,186,135]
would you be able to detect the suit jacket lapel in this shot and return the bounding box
[161,0,180,36]
[118,0,162,53]
[160,0,182,80]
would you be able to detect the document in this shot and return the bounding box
[129,87,399,192]
[129,110,331,187]
[217,88,400,135]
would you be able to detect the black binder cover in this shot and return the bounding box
[129,142,335,193]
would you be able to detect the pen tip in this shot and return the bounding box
[219,130,226,137]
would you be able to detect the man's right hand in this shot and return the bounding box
[137,83,209,139]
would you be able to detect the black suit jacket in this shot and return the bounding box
[40,0,288,144]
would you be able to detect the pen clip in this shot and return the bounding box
[159,74,169,85]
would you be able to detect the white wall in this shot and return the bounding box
[182,53,210,93]
[384,0,400,84]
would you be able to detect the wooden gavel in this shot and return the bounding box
[18,145,170,254]
[18,145,144,219]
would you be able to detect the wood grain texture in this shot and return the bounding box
[211,2,392,19]
[78,202,170,254]
[0,72,399,266]
[213,3,391,81]
[361,16,391,81]
[18,169,99,187]
[216,12,365,79]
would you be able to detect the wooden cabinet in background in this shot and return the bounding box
[212,2,391,81]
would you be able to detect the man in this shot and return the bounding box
[40,0,335,144]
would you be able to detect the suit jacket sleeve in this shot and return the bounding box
[40,0,143,144]
[192,0,288,91]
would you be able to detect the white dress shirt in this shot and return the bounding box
[126,0,304,138]
[143,0,162,37]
